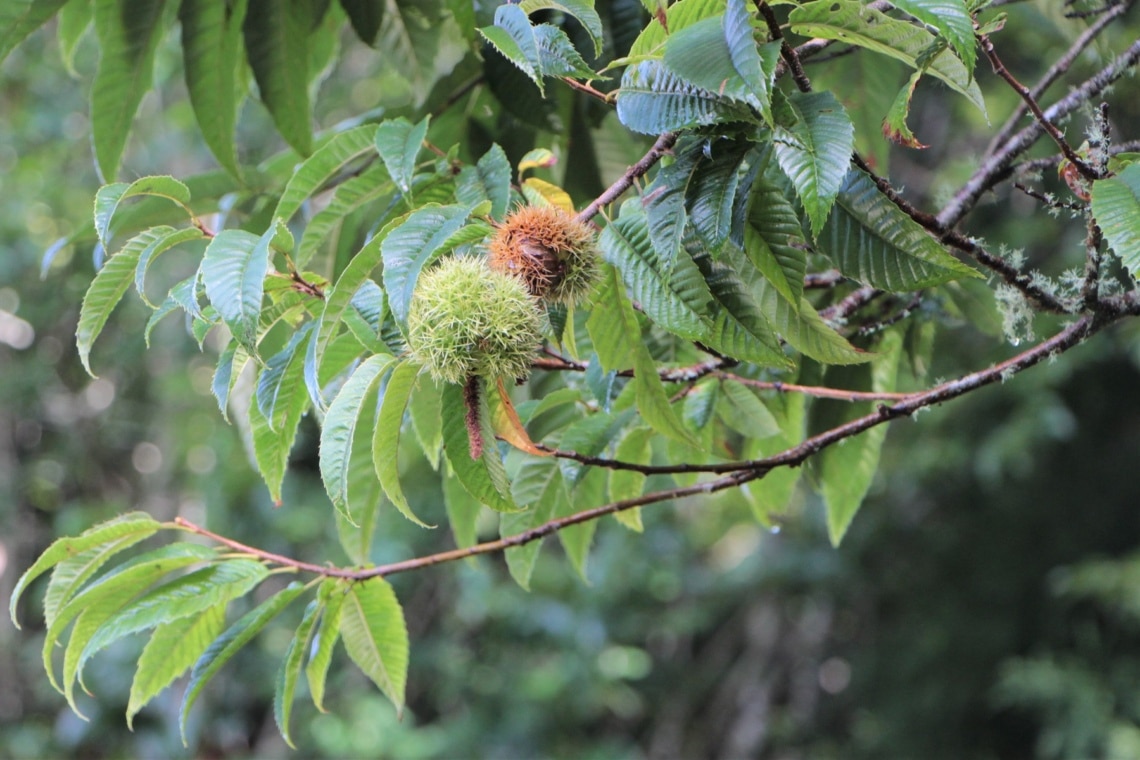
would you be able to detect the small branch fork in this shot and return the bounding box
[175,8,1140,584]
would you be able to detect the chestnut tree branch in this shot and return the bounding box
[979,34,1101,181]
[939,37,1140,228]
[174,315,1108,581]
[575,132,678,224]
[985,1,1130,157]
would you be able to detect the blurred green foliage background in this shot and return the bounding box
[4,4,1140,758]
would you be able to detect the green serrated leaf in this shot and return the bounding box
[198,230,264,352]
[617,58,756,135]
[644,138,704,274]
[180,581,308,744]
[375,116,429,197]
[181,0,248,178]
[244,0,312,155]
[717,379,780,438]
[823,330,903,545]
[1091,164,1140,278]
[338,406,384,563]
[133,226,206,308]
[251,366,310,505]
[297,164,394,267]
[882,68,928,149]
[94,178,192,251]
[374,360,432,527]
[599,203,710,340]
[554,409,628,486]
[77,560,269,684]
[520,0,603,55]
[788,0,985,116]
[532,23,599,82]
[626,0,728,58]
[10,512,159,628]
[127,603,226,729]
[686,139,751,255]
[211,342,243,419]
[441,381,517,512]
[662,1,780,123]
[819,168,980,291]
[46,543,216,702]
[309,221,394,410]
[728,246,870,365]
[443,464,481,550]
[610,426,653,531]
[479,4,543,93]
[306,579,345,713]
[503,458,566,589]
[343,281,389,356]
[743,149,810,308]
[274,124,381,224]
[742,391,805,523]
[772,90,855,237]
[275,597,322,748]
[889,0,976,75]
[456,144,512,220]
[341,577,409,711]
[381,203,473,329]
[0,0,69,64]
[691,243,789,367]
[320,354,397,522]
[256,324,313,430]
[410,373,444,469]
[558,465,604,580]
[42,534,151,631]
[78,227,189,376]
[586,267,698,446]
[91,0,167,180]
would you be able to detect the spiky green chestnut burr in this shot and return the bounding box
[406,256,543,386]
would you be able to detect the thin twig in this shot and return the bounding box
[560,76,612,103]
[820,286,882,324]
[712,373,912,402]
[979,34,1101,181]
[359,315,1102,578]
[855,293,924,336]
[575,133,678,224]
[939,38,1140,228]
[759,1,812,92]
[985,2,1129,158]
[1013,140,1140,177]
[852,154,1073,314]
[804,270,844,289]
[1013,182,1086,212]
[1083,104,1111,309]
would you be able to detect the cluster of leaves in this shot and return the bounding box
[9,513,405,747]
[8,0,1140,748]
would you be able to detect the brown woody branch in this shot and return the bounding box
[940,37,1140,228]
[979,35,1101,181]
[575,132,678,224]
[852,154,1074,314]
[759,2,812,93]
[174,314,1107,580]
[985,2,1129,157]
